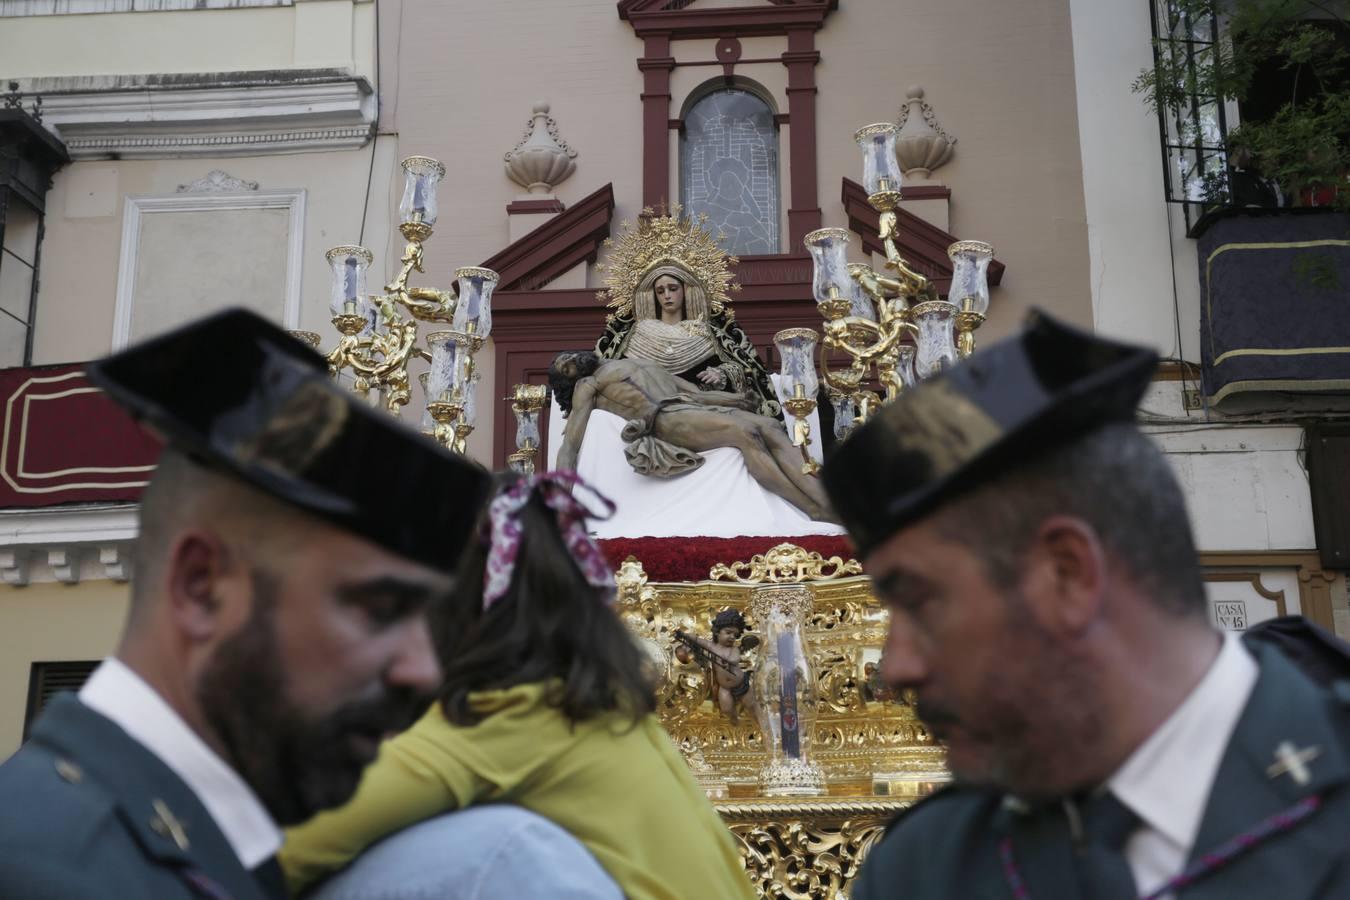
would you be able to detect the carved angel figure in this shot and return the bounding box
[674,608,766,728]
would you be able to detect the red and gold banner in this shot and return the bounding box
[0,364,161,507]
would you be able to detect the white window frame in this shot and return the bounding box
[112,189,305,351]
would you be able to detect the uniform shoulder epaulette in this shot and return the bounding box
[0,741,118,848]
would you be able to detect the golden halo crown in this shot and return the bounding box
[595,203,740,321]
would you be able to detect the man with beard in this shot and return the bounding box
[0,309,492,899]
[823,312,1350,900]
[549,350,837,523]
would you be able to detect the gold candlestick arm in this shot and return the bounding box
[784,403,820,476]
[955,308,985,359]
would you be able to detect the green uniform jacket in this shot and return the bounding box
[853,644,1350,900]
[0,694,272,900]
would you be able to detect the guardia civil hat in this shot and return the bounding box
[86,308,493,573]
[822,311,1158,559]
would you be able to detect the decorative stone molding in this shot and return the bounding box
[0,549,30,586]
[113,189,306,349]
[503,102,577,195]
[0,505,137,585]
[47,549,80,585]
[99,546,132,582]
[895,86,956,179]
[177,170,259,193]
[7,70,374,159]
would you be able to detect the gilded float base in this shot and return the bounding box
[618,544,951,898]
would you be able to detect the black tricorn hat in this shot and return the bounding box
[85,308,493,573]
[822,311,1158,560]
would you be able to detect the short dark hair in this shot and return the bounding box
[434,474,656,726]
[712,608,746,635]
[932,423,1205,618]
[131,447,311,617]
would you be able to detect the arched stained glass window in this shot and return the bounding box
[679,88,780,256]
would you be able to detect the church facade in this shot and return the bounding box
[0,0,1344,754]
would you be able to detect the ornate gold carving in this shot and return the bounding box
[615,544,947,895]
[710,543,862,585]
[615,555,653,605]
[596,204,739,320]
[749,584,815,625]
[616,546,945,792]
[718,799,906,900]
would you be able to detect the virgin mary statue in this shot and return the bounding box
[595,212,780,418]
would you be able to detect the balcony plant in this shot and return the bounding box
[1134,0,1349,212]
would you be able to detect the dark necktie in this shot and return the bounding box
[1076,791,1140,900]
[251,855,287,900]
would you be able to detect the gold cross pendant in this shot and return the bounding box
[1266,741,1322,786]
[150,798,191,851]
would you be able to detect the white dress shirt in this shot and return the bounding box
[79,657,283,869]
[1107,631,1259,898]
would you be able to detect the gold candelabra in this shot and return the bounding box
[297,156,498,456]
[506,383,549,475]
[804,123,994,440]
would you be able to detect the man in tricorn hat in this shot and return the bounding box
[0,309,493,899]
[825,313,1350,899]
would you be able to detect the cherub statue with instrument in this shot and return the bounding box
[674,609,765,728]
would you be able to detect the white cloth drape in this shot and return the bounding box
[546,376,842,539]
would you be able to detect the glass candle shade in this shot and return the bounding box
[897,343,918,389]
[831,392,856,442]
[426,331,464,402]
[843,264,879,322]
[398,156,447,228]
[803,228,853,309]
[325,245,374,325]
[451,267,499,338]
[750,585,825,797]
[417,372,434,433]
[773,328,820,400]
[912,302,957,379]
[461,373,479,428]
[514,405,541,451]
[947,241,994,315]
[855,123,903,196]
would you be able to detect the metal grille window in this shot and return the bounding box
[0,196,41,366]
[1147,0,1232,232]
[23,660,99,741]
[0,86,67,366]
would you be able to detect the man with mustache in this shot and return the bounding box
[823,312,1350,899]
[0,309,492,899]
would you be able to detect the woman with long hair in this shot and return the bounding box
[597,263,780,418]
[279,471,754,900]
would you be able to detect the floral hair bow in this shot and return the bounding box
[482,470,617,609]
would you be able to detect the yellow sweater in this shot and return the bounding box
[280,682,754,900]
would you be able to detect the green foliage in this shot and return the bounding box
[1134,0,1350,210]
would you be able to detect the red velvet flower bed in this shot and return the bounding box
[597,534,857,583]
